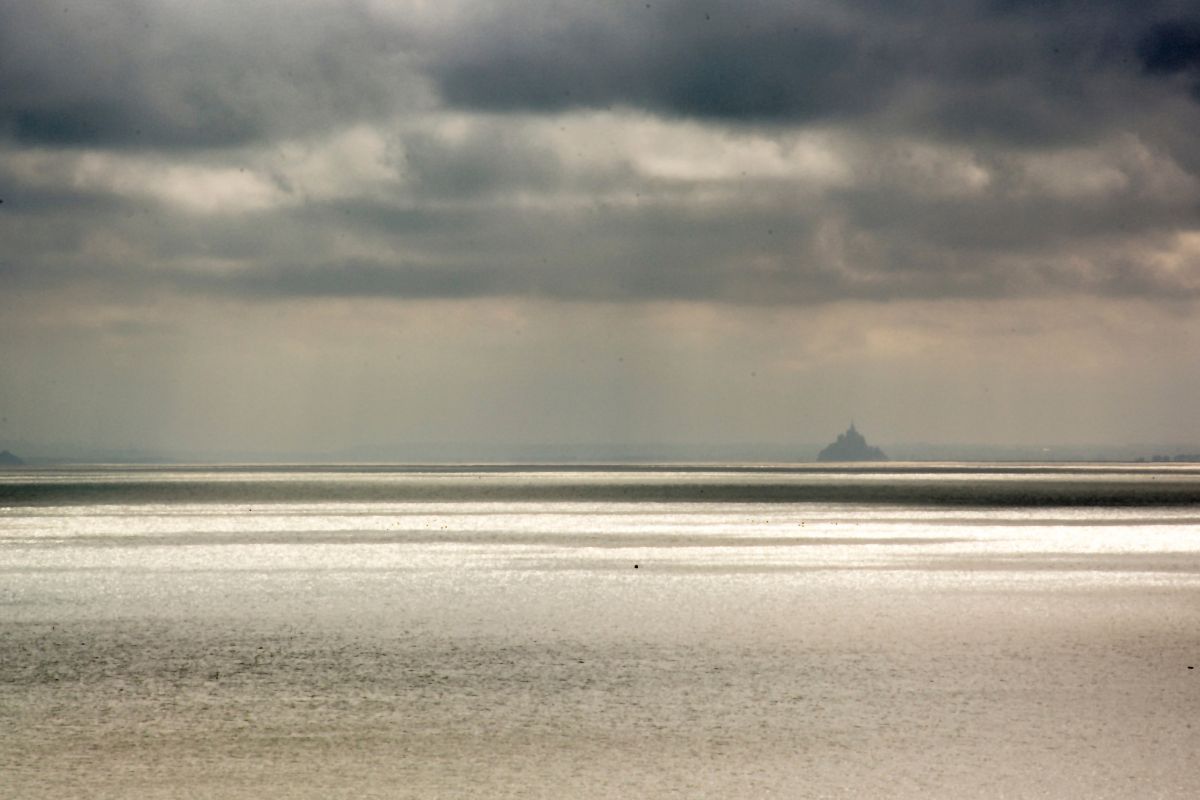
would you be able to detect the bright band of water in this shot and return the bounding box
[2,464,1199,798]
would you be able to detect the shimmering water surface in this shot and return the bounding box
[2,464,1199,798]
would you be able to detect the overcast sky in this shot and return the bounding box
[2,0,1200,458]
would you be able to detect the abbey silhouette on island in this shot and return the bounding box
[817,423,888,462]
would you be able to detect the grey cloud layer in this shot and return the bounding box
[1,0,1198,309]
[0,1,420,149]
[4,128,1195,307]
[428,0,1200,146]
[6,0,1200,150]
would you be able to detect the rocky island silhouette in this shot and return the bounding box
[817,424,888,462]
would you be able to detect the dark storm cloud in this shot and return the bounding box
[1139,18,1200,99]
[431,2,892,122]
[1139,19,1200,74]
[4,0,1198,153]
[0,1,416,149]
[434,11,882,123]
[428,0,1200,145]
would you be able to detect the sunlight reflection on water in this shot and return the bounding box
[3,466,1199,798]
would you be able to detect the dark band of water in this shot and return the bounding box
[3,466,1199,507]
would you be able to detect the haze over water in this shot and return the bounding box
[3,464,1199,798]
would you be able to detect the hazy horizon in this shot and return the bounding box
[5,434,1200,466]
[3,1,1200,455]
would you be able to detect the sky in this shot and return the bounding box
[2,0,1200,459]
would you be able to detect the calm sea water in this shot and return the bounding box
[2,464,1199,798]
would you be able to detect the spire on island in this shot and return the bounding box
[817,424,888,462]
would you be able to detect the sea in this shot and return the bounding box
[2,463,1199,798]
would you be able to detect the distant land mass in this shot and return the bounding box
[1139,453,1200,463]
[817,424,888,462]
[8,439,1200,465]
